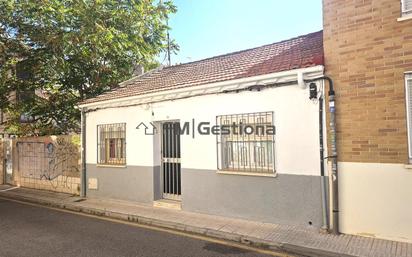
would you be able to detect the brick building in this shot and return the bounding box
[324,0,412,242]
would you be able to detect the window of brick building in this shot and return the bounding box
[402,0,412,16]
[97,123,126,165]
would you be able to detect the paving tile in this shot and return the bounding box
[396,242,412,257]
[219,220,256,234]
[368,238,398,257]
[242,223,277,240]
[344,235,375,257]
[310,234,352,254]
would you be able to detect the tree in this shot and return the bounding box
[0,0,177,135]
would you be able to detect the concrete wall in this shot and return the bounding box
[85,81,323,175]
[11,136,81,195]
[86,164,160,204]
[339,162,412,243]
[182,168,324,227]
[84,70,326,227]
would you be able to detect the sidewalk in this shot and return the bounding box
[0,185,411,257]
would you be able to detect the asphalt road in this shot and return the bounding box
[0,198,294,257]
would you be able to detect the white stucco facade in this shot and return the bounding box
[84,68,325,177]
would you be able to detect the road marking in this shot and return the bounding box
[0,196,294,257]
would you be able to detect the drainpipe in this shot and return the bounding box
[80,108,87,198]
[305,76,339,235]
[318,94,329,231]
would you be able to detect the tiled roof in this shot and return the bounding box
[81,30,324,105]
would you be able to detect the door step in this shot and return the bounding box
[153,199,182,210]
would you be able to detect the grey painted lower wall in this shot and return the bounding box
[86,164,160,203]
[182,169,326,228]
[86,164,326,228]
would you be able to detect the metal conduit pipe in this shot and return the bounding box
[305,76,339,235]
[81,108,87,198]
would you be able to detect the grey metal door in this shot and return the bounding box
[4,139,13,184]
[161,122,181,200]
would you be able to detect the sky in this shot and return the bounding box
[163,0,323,65]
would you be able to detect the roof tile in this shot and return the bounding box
[81,30,324,105]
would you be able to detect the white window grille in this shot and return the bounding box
[216,112,275,174]
[97,123,126,165]
[405,73,412,161]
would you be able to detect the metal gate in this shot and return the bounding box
[16,142,64,180]
[161,122,181,200]
[14,138,81,194]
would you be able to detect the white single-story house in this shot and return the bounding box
[79,31,331,229]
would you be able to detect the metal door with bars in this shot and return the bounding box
[161,122,181,200]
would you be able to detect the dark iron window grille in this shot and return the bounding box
[216,112,275,174]
[97,123,126,165]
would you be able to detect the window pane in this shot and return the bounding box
[403,0,412,13]
[97,123,126,165]
[109,139,116,158]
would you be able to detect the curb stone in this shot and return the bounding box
[0,193,355,257]
[282,244,356,257]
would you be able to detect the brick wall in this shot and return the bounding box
[324,0,412,163]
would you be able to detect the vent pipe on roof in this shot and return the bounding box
[133,64,145,77]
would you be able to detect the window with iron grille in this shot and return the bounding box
[402,0,412,16]
[216,112,275,174]
[405,73,412,161]
[97,123,126,165]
